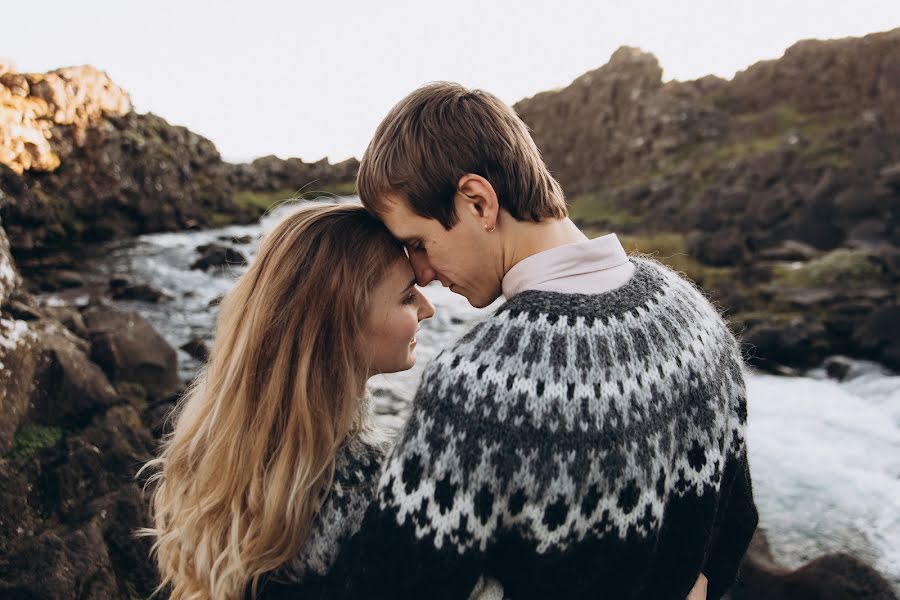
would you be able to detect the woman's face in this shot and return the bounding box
[363,257,435,375]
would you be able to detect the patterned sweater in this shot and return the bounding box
[322,256,758,600]
[249,432,387,598]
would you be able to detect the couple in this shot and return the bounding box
[139,82,758,600]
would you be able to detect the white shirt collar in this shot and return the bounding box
[501,233,632,298]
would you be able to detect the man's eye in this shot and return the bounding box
[408,240,425,252]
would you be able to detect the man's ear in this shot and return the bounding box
[456,174,499,228]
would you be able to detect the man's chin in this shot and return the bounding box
[464,291,499,309]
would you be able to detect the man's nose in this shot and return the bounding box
[409,249,436,286]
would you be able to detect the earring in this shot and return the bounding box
[485,224,496,233]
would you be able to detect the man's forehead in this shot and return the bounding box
[379,194,421,240]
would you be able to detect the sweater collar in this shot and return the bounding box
[501,233,631,299]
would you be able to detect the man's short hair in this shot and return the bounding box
[357,81,568,229]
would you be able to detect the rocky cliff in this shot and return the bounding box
[0,64,357,261]
[514,29,900,371]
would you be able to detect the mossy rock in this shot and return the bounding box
[568,194,645,228]
[615,231,735,290]
[773,248,885,288]
[4,424,63,459]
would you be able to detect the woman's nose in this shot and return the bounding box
[418,292,435,321]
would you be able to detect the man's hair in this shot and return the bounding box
[357,81,568,229]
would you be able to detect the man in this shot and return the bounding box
[325,82,758,600]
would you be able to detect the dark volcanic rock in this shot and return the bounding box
[191,242,247,270]
[853,304,900,370]
[730,530,898,600]
[82,304,179,400]
[515,29,900,266]
[180,336,210,362]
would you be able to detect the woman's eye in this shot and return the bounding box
[402,290,418,305]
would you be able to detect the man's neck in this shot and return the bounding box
[501,217,592,277]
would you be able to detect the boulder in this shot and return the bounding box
[191,242,247,270]
[81,304,179,400]
[730,530,898,600]
[853,304,900,370]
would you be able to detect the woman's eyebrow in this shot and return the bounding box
[400,278,416,294]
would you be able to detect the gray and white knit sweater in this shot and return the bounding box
[315,255,758,600]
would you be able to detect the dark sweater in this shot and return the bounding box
[317,256,758,600]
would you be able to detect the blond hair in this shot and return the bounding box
[136,203,405,600]
[357,81,567,229]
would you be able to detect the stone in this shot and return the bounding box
[757,240,822,262]
[180,336,210,361]
[81,304,179,400]
[853,304,900,370]
[731,530,898,599]
[191,243,247,270]
[824,355,855,381]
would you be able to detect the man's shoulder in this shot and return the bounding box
[417,255,741,397]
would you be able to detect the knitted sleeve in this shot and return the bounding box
[701,357,759,600]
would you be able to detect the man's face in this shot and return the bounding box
[378,193,502,308]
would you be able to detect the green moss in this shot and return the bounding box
[309,180,357,197]
[726,309,806,331]
[567,194,645,228]
[773,248,884,288]
[613,231,734,290]
[5,424,63,459]
[209,211,234,227]
[122,129,145,145]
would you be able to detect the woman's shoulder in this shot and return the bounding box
[270,427,390,586]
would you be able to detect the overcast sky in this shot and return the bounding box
[3,1,898,163]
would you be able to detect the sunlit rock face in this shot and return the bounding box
[0,64,132,175]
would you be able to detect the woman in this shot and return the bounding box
[137,203,435,599]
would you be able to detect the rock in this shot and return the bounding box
[0,315,39,452]
[0,520,120,599]
[180,336,210,361]
[229,154,358,193]
[50,269,84,288]
[757,240,822,262]
[38,305,89,339]
[742,319,830,372]
[687,229,747,266]
[852,304,900,370]
[784,287,838,309]
[81,304,179,400]
[0,222,20,304]
[30,319,120,427]
[511,29,899,266]
[824,355,855,381]
[731,530,898,600]
[223,234,253,244]
[3,297,41,320]
[191,242,247,270]
[110,281,169,302]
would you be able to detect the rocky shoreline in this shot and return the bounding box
[1,32,898,598]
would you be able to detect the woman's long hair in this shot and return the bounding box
[136,202,406,600]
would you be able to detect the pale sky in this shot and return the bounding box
[4,1,898,163]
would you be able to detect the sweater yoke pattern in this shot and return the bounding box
[377,256,751,556]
